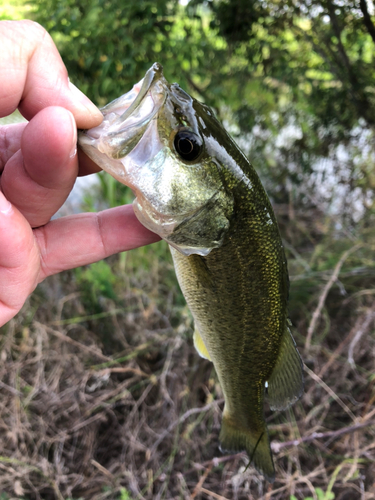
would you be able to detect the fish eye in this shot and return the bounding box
[173,130,203,162]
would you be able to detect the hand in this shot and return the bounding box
[0,20,160,327]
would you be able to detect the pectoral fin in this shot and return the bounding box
[266,326,304,411]
[193,328,212,361]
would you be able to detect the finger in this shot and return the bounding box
[1,106,78,227]
[34,204,161,280]
[0,124,102,178]
[0,122,26,172]
[0,20,102,129]
[0,192,40,325]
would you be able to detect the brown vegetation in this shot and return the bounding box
[0,204,375,500]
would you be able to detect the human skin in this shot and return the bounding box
[0,20,160,326]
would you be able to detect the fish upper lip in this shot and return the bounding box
[119,62,165,121]
[79,63,167,161]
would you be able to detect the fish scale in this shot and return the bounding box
[78,62,304,482]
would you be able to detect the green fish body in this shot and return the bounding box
[78,63,304,482]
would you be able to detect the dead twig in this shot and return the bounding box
[305,244,362,351]
[200,487,231,500]
[305,312,372,400]
[348,305,375,368]
[190,464,213,499]
[305,365,356,421]
[150,399,224,454]
[38,322,110,362]
[90,459,114,479]
[271,420,375,453]
[181,453,247,476]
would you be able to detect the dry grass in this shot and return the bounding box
[1,218,375,499]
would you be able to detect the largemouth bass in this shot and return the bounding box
[78,63,304,482]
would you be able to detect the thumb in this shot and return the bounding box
[0,191,40,325]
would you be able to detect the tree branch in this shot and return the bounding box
[325,0,353,74]
[359,0,375,45]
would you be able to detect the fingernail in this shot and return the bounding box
[68,112,78,158]
[0,192,13,215]
[68,80,102,119]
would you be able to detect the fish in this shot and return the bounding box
[78,62,304,482]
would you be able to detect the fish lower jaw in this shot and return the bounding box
[133,201,215,256]
[132,199,177,237]
[167,242,214,257]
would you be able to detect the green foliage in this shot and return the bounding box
[100,487,133,499]
[290,487,335,500]
[0,494,30,500]
[118,488,132,500]
[31,0,375,227]
[197,0,375,129]
[32,0,222,106]
[0,0,35,21]
[75,260,117,307]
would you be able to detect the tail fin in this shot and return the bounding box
[219,413,275,482]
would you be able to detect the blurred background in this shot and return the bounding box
[0,1,375,499]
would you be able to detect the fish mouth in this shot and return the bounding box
[78,62,167,176]
[117,62,164,123]
[79,63,215,251]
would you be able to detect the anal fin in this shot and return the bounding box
[193,328,212,361]
[267,326,304,411]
